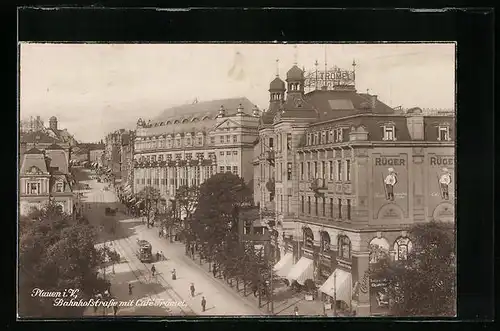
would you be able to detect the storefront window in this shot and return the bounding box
[369,237,390,264]
[303,227,314,248]
[320,231,331,253]
[394,237,413,261]
[338,235,351,259]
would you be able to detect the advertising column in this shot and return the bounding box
[352,252,370,316]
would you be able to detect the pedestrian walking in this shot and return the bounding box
[113,304,118,317]
[171,268,176,280]
[151,265,156,277]
[201,296,206,312]
[159,229,162,237]
[160,251,164,260]
[190,283,195,297]
[294,306,299,316]
[212,264,217,277]
[191,245,195,257]
[156,252,161,261]
[128,283,133,295]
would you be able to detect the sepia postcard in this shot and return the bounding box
[18,43,456,319]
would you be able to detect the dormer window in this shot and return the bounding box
[55,182,64,192]
[438,125,450,141]
[176,138,181,147]
[383,125,396,141]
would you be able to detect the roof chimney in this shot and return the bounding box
[370,95,378,109]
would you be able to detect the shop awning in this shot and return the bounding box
[273,253,294,277]
[318,269,352,305]
[286,257,314,285]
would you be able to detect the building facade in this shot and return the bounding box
[19,146,74,216]
[104,130,125,178]
[254,63,455,316]
[89,145,105,167]
[120,131,135,188]
[132,97,260,204]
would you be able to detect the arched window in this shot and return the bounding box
[338,235,351,259]
[303,227,314,248]
[174,120,180,124]
[394,237,413,261]
[202,116,209,121]
[320,231,331,253]
[182,119,189,124]
[192,117,198,122]
[166,121,172,125]
[369,237,390,264]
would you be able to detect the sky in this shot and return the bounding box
[19,43,455,142]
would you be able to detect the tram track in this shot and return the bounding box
[94,187,196,316]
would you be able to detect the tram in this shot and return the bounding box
[136,239,153,263]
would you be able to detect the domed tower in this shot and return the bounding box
[49,116,58,131]
[269,76,285,104]
[286,65,305,99]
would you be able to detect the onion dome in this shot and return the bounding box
[286,65,304,80]
[269,77,285,91]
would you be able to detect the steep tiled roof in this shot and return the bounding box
[45,150,68,174]
[286,65,304,80]
[154,97,255,123]
[46,143,65,150]
[137,97,256,137]
[20,153,49,174]
[305,90,394,122]
[20,131,62,144]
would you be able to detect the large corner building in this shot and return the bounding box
[253,62,455,316]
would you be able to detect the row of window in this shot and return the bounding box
[301,160,351,181]
[136,152,218,163]
[300,196,352,220]
[260,133,292,153]
[135,134,240,151]
[303,232,411,261]
[134,165,239,186]
[24,181,64,195]
[305,124,451,146]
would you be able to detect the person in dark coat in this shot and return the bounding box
[190,283,195,297]
[113,304,118,316]
[201,296,206,312]
[151,265,156,276]
[171,269,176,280]
[128,283,133,295]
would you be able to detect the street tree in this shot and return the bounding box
[19,202,109,317]
[191,173,252,266]
[136,186,161,228]
[174,184,200,220]
[370,221,456,317]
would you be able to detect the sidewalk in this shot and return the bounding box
[181,243,328,316]
[132,226,262,316]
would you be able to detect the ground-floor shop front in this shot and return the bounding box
[272,234,391,317]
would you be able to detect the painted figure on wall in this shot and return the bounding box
[383,168,398,201]
[438,168,452,200]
